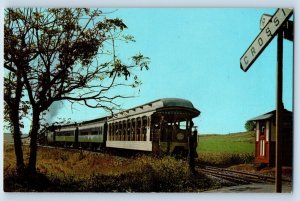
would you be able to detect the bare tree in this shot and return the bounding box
[4,8,150,174]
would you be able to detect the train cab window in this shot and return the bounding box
[179,121,187,130]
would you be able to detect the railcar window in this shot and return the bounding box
[115,122,118,140]
[109,124,112,140]
[137,118,141,141]
[118,122,122,141]
[127,120,131,141]
[122,121,125,141]
[142,116,147,141]
[118,121,122,141]
[132,120,136,141]
[124,121,128,141]
[147,117,150,127]
[112,123,116,140]
[111,123,114,140]
[81,131,89,136]
[123,121,126,141]
[114,123,118,140]
[118,122,121,141]
[91,131,98,135]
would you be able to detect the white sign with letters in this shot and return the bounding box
[240,8,293,72]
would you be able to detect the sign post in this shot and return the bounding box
[275,29,283,193]
[240,8,293,192]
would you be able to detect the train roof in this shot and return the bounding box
[80,116,108,124]
[50,98,200,128]
[110,98,200,120]
[50,117,107,130]
[130,98,198,110]
[157,98,196,109]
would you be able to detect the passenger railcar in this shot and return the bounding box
[55,124,77,147]
[106,98,200,154]
[45,98,200,155]
[77,118,107,150]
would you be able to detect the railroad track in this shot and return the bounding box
[198,166,291,185]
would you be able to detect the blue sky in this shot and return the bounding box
[110,8,293,134]
[6,8,294,134]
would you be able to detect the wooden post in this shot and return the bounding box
[275,29,284,193]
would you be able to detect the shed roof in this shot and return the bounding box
[248,109,292,121]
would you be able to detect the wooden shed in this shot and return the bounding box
[248,109,293,167]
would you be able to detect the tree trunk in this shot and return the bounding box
[27,109,40,174]
[11,113,25,175]
[9,75,25,175]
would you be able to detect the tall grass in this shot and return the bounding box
[4,145,212,192]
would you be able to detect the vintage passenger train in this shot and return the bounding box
[45,98,200,155]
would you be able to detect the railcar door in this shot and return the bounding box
[151,116,161,155]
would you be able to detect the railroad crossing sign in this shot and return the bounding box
[240,8,293,193]
[240,8,293,72]
[260,14,294,41]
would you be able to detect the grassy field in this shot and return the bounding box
[197,131,255,166]
[197,131,255,154]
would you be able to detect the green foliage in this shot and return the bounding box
[245,121,256,131]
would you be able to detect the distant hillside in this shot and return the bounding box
[197,131,255,154]
[3,133,30,144]
[3,133,14,144]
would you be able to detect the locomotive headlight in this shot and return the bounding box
[176,133,184,141]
